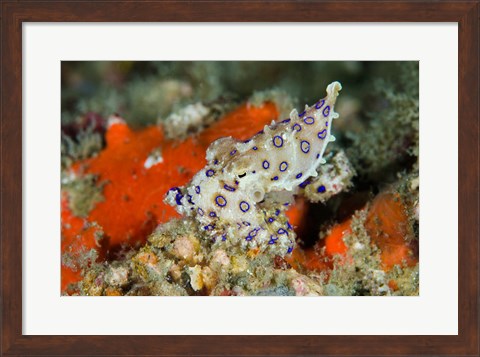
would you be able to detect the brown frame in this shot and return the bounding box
[1,1,478,356]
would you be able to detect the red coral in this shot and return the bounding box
[61,102,279,293]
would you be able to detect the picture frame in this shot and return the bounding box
[1,1,478,356]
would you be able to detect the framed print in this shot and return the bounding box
[1,1,478,356]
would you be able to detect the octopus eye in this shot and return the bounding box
[238,172,247,178]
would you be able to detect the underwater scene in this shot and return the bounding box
[61,61,419,296]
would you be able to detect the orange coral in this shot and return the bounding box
[286,218,352,273]
[365,192,418,270]
[324,218,350,257]
[286,191,418,278]
[285,197,307,235]
[61,102,279,292]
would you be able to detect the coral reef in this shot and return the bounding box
[61,61,420,296]
[61,100,279,293]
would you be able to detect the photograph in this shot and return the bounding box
[61,61,419,296]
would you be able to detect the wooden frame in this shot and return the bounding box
[1,1,478,356]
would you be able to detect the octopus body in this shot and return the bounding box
[166,82,342,256]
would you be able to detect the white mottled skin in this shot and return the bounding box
[166,82,342,256]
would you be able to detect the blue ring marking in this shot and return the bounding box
[304,116,315,125]
[249,228,258,237]
[325,121,328,127]
[215,195,227,207]
[292,123,302,132]
[209,211,217,217]
[252,146,258,151]
[268,217,275,223]
[277,228,287,235]
[296,173,303,179]
[318,129,327,139]
[315,99,325,109]
[279,161,288,172]
[317,185,326,193]
[234,180,239,185]
[175,193,183,206]
[257,130,264,135]
[187,194,194,205]
[299,180,311,188]
[197,208,204,216]
[287,222,293,230]
[282,118,291,123]
[230,149,237,156]
[243,221,251,226]
[203,224,215,231]
[262,160,270,169]
[239,201,250,212]
[287,246,294,254]
[244,139,251,143]
[273,135,284,148]
[272,176,279,181]
[323,105,331,117]
[316,153,320,159]
[169,187,183,206]
[224,184,236,192]
[206,169,215,177]
[252,170,256,174]
[275,209,280,216]
[283,202,290,206]
[299,110,306,117]
[221,234,227,241]
[213,159,219,165]
[245,235,253,241]
[300,140,310,153]
[268,236,278,245]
